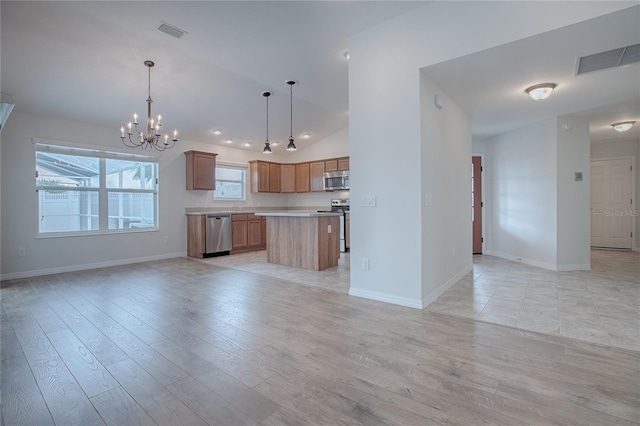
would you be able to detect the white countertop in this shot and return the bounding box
[254,211,342,217]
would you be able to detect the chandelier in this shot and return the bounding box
[120,60,177,151]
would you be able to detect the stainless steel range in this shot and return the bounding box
[319,198,349,252]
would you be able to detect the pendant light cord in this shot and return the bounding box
[266,93,269,142]
[289,83,293,138]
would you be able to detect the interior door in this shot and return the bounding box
[472,156,483,254]
[591,158,633,249]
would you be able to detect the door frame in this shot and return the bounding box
[472,153,485,254]
[590,155,636,251]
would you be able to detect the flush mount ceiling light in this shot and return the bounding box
[525,83,556,101]
[271,141,280,146]
[302,133,311,139]
[262,91,272,154]
[286,80,297,151]
[213,129,222,135]
[225,139,233,144]
[120,60,177,151]
[244,142,251,147]
[611,121,636,132]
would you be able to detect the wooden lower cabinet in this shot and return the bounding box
[232,214,266,253]
[187,215,206,258]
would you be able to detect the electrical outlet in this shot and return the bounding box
[17,247,26,257]
[327,224,332,233]
[361,258,370,270]
[164,235,170,243]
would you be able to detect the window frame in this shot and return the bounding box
[34,139,160,238]
[213,162,247,201]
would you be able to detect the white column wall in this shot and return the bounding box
[420,73,473,306]
[556,116,591,269]
[348,1,630,306]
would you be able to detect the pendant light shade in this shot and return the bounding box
[262,91,272,154]
[286,80,297,151]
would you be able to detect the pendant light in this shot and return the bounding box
[286,80,297,151]
[262,91,272,154]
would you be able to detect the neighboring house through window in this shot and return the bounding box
[213,163,246,200]
[35,140,159,235]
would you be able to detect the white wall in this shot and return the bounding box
[348,1,628,307]
[1,111,351,279]
[591,138,640,250]
[420,73,473,307]
[487,119,559,269]
[556,116,591,269]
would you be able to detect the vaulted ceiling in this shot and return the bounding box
[2,2,639,154]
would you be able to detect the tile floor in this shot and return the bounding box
[204,249,639,352]
[428,249,640,352]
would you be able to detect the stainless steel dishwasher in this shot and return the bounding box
[205,214,232,256]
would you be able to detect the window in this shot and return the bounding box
[36,142,158,235]
[213,163,246,200]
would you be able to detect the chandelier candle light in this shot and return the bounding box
[120,60,177,151]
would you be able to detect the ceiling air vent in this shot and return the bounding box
[157,21,187,39]
[577,43,640,75]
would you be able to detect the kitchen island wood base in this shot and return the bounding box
[260,213,340,271]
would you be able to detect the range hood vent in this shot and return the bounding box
[577,43,640,75]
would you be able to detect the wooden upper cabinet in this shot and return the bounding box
[269,163,281,193]
[338,157,350,171]
[185,151,217,190]
[249,160,280,193]
[325,159,338,172]
[280,164,296,193]
[295,163,310,193]
[310,161,325,192]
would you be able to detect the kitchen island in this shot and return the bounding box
[254,211,341,271]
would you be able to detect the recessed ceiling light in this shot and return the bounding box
[271,141,280,146]
[302,133,311,139]
[213,129,222,135]
[225,139,233,144]
[611,121,636,132]
[244,142,251,147]
[525,83,556,100]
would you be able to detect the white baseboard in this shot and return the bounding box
[349,263,473,310]
[484,250,590,272]
[422,263,473,308]
[0,252,187,281]
[348,288,423,309]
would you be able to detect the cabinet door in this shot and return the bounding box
[338,157,350,171]
[325,159,338,172]
[295,163,310,192]
[247,219,262,247]
[280,164,296,193]
[187,215,206,258]
[310,161,325,192]
[261,217,267,248]
[269,163,281,193]
[258,162,270,192]
[232,216,248,249]
[185,151,217,190]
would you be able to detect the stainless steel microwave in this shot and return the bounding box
[323,170,349,191]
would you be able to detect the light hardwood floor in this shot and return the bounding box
[1,257,639,425]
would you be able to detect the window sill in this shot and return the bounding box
[37,227,158,239]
